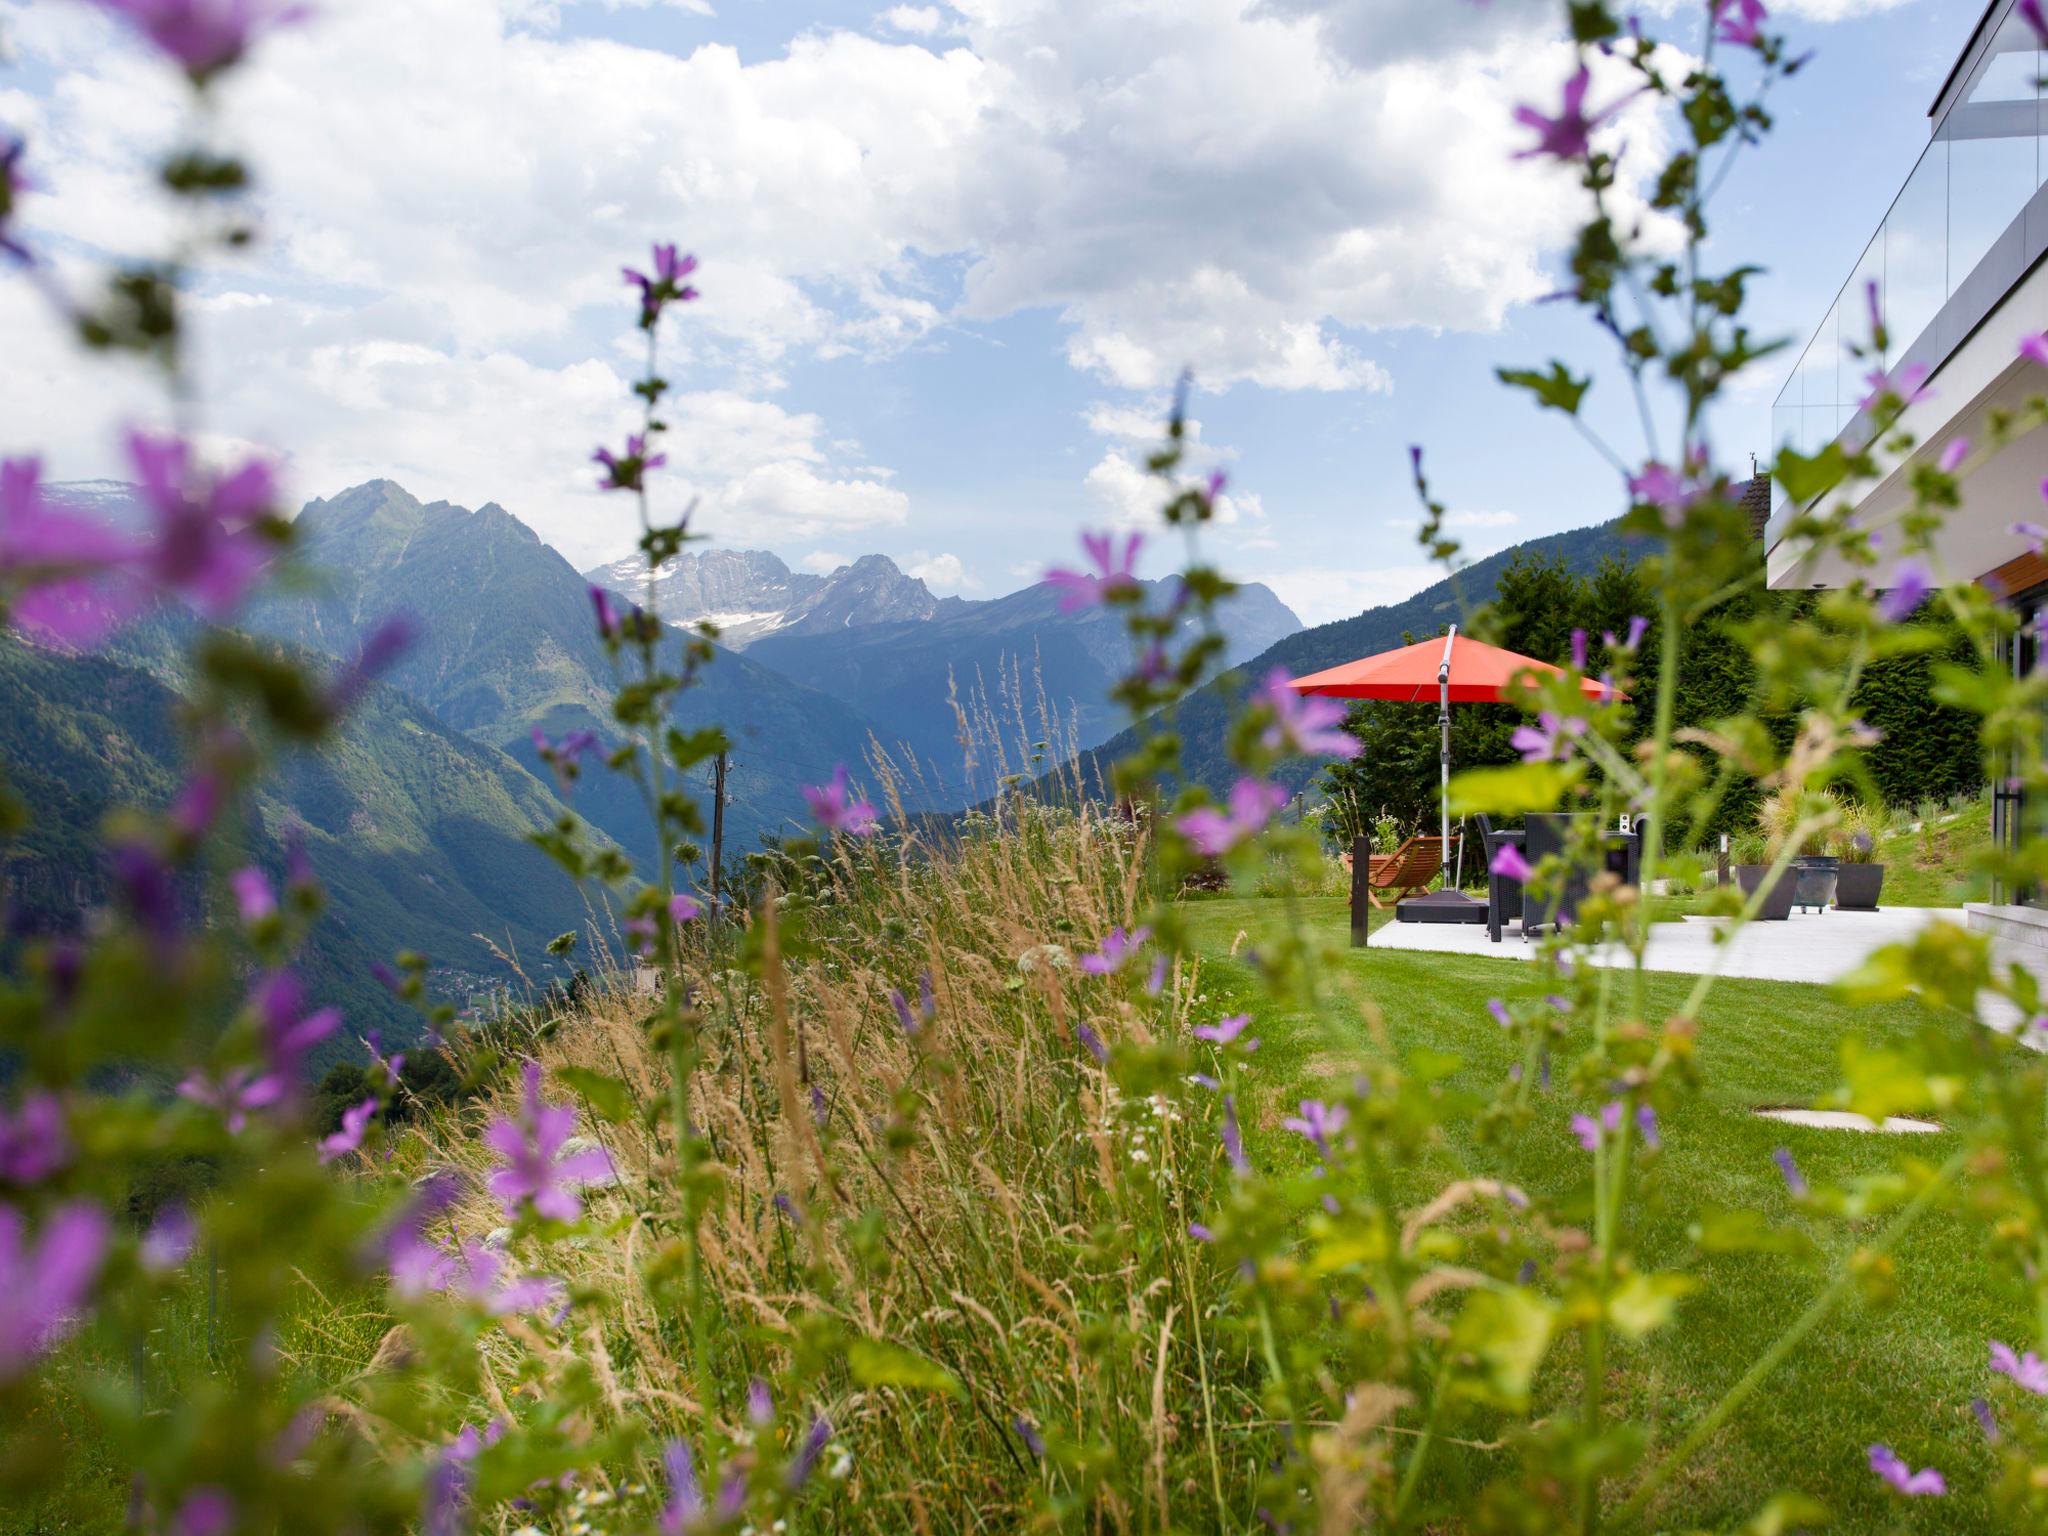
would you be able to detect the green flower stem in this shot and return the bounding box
[1613,1145,1969,1530]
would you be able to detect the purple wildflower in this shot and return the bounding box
[318,1098,377,1164]
[230,865,275,925]
[1220,1094,1249,1174]
[1193,1013,1252,1046]
[1012,1418,1046,1459]
[420,1239,565,1318]
[590,584,621,640]
[0,1094,69,1184]
[748,1376,774,1426]
[323,613,416,719]
[1973,1396,2000,1441]
[670,892,701,927]
[623,243,700,328]
[1076,1022,1108,1063]
[1623,614,1650,650]
[422,1451,470,1536]
[788,1414,831,1489]
[127,432,278,622]
[1772,1146,1807,1197]
[1044,530,1142,613]
[1636,1102,1659,1150]
[1282,1099,1347,1157]
[1878,559,1934,622]
[2021,327,2048,367]
[1256,669,1359,759]
[86,0,307,81]
[1868,1444,1944,1497]
[1991,1340,2048,1395]
[532,727,599,792]
[1510,710,1587,764]
[1177,776,1288,857]
[1628,453,1709,530]
[660,1439,703,1534]
[1079,924,1152,976]
[1570,628,1588,672]
[0,1202,109,1380]
[177,1067,286,1134]
[1569,1113,1601,1152]
[167,1488,235,1536]
[1859,361,1932,414]
[1938,437,1970,475]
[593,433,668,493]
[1188,1222,1215,1243]
[2014,519,2047,555]
[1513,64,1630,161]
[483,1060,614,1222]
[1714,0,1767,47]
[140,1206,196,1273]
[1489,842,1532,882]
[254,971,339,1080]
[1487,998,1512,1029]
[0,457,149,647]
[802,764,878,836]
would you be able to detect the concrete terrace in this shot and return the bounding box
[1369,905,2048,1039]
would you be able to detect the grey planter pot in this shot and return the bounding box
[1735,863,1797,921]
[1791,855,1840,913]
[1834,863,1885,910]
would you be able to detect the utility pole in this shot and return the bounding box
[710,750,727,913]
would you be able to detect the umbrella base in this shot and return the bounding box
[1395,890,1487,924]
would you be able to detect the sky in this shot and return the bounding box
[0,0,1991,625]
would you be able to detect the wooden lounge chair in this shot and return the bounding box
[1362,834,1457,910]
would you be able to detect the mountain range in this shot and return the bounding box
[585,548,952,648]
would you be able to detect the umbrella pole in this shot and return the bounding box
[1438,625,1456,883]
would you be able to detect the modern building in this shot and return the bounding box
[1766,0,2046,943]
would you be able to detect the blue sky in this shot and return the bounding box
[0,0,1988,624]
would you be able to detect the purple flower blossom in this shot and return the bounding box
[1188,1222,1215,1243]
[1937,436,1970,474]
[1713,0,1767,47]
[1489,842,1532,883]
[532,727,599,792]
[1859,361,1932,414]
[1628,453,1709,529]
[1973,1396,2000,1442]
[1177,776,1288,857]
[1510,710,1587,764]
[1220,1094,1249,1175]
[1868,1444,1945,1497]
[177,1066,286,1133]
[2014,519,2047,555]
[484,1060,615,1222]
[1622,614,1650,650]
[230,865,275,925]
[1513,64,1630,161]
[1772,1146,1807,1197]
[1282,1099,1347,1156]
[802,764,878,836]
[1571,1101,1624,1152]
[1079,924,1151,976]
[318,1098,377,1164]
[670,892,702,927]
[1193,1013,1252,1046]
[140,1206,196,1272]
[0,1202,109,1380]
[1256,669,1359,759]
[748,1376,774,1426]
[1044,530,1142,613]
[2022,327,2048,367]
[1991,1340,2048,1395]
[166,1488,236,1536]
[1487,998,1512,1029]
[661,1439,702,1534]
[1012,1418,1046,1459]
[127,431,278,622]
[87,0,307,81]
[623,243,700,328]
[0,1094,69,1184]
[323,614,416,719]
[422,1451,469,1536]
[593,433,668,493]
[1878,559,1934,622]
[1146,952,1169,996]
[590,584,621,640]
[254,970,340,1080]
[788,1414,832,1489]
[1076,1022,1108,1063]
[1636,1102,1659,1150]
[0,457,149,647]
[427,1240,565,1318]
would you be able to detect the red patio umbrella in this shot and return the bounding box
[1289,626,1617,916]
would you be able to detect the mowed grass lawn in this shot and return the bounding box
[1179,893,2017,1532]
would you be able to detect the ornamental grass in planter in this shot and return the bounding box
[1832,801,1887,911]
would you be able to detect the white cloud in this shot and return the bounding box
[905,550,977,591]
[1256,562,1446,627]
[1083,447,1259,529]
[799,549,852,574]
[880,5,946,34]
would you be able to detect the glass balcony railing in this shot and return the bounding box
[1771,0,2048,516]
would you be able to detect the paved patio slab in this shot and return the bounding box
[1368,905,2048,1039]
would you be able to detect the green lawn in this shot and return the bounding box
[1178,893,2016,1532]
